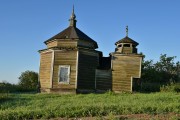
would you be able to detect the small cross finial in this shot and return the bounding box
[126,26,128,37]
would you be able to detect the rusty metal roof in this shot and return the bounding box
[115,36,139,46]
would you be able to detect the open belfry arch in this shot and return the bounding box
[39,7,143,93]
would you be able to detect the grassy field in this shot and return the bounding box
[0,92,179,120]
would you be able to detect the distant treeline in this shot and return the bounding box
[0,71,38,93]
[0,82,36,93]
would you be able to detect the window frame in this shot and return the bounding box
[58,65,70,84]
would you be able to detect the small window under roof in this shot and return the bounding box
[118,44,122,47]
[124,44,130,47]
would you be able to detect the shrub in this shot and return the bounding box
[160,83,180,92]
[18,70,38,90]
[141,54,180,92]
[140,82,160,92]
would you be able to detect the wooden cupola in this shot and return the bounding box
[115,26,139,54]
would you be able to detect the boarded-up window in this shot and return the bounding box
[58,65,70,83]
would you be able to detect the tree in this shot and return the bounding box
[18,70,38,90]
[142,54,180,83]
[141,54,180,92]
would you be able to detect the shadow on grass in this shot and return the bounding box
[0,93,13,103]
[0,91,38,104]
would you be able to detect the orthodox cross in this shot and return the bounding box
[126,26,128,37]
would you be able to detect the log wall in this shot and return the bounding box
[46,40,77,48]
[112,54,142,92]
[52,50,77,91]
[57,41,77,48]
[47,41,57,48]
[39,50,53,91]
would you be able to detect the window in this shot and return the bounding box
[124,44,130,47]
[58,65,70,83]
[118,44,122,47]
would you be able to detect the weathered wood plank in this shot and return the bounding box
[39,51,53,89]
[52,50,77,89]
[77,50,99,90]
[112,54,142,92]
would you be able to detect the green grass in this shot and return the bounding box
[0,92,179,119]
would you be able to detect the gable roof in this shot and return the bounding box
[115,36,139,46]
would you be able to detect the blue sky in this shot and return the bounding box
[0,0,180,84]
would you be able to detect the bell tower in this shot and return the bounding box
[111,26,143,92]
[115,26,138,54]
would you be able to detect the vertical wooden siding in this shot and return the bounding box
[95,69,112,90]
[77,50,99,90]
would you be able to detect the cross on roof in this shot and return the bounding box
[126,26,128,37]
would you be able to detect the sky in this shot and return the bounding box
[0,0,180,84]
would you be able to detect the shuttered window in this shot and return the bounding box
[58,65,70,83]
